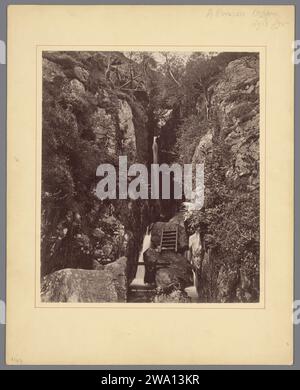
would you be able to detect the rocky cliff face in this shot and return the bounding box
[212,56,259,191]
[41,52,152,289]
[188,55,260,303]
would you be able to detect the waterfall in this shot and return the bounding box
[131,227,151,285]
[152,136,159,164]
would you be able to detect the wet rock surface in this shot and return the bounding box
[144,248,193,289]
[188,55,260,303]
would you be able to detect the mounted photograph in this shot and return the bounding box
[40,50,260,304]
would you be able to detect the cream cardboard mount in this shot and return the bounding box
[6,5,294,365]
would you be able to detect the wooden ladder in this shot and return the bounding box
[159,226,178,253]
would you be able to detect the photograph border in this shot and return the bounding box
[36,44,266,310]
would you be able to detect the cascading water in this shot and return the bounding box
[152,136,159,164]
[131,227,151,286]
[128,227,154,302]
[185,272,199,302]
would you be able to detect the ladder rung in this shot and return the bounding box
[159,226,179,253]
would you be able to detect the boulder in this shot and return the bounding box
[143,248,193,289]
[41,257,127,303]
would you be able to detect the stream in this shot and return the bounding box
[131,228,151,286]
[128,228,155,302]
[129,225,200,303]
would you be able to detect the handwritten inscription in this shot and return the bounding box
[252,10,288,31]
[205,8,288,31]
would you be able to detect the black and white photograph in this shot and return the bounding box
[40,50,260,304]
